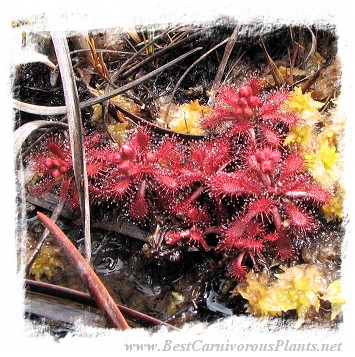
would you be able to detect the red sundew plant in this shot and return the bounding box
[27,132,78,207]
[202,79,300,148]
[27,131,107,208]
[216,146,331,280]
[200,81,331,279]
[89,128,185,220]
[26,80,333,282]
[162,136,235,250]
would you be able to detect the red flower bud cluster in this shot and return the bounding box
[229,84,262,117]
[254,147,281,174]
[45,157,68,178]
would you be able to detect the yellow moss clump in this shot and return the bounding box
[91,103,103,124]
[283,87,323,153]
[109,94,143,116]
[29,245,64,281]
[234,270,273,318]
[91,93,140,143]
[286,86,323,118]
[91,93,142,124]
[284,89,345,220]
[322,185,345,222]
[157,99,209,135]
[322,280,346,320]
[304,139,338,173]
[303,130,343,219]
[283,124,314,151]
[234,265,345,326]
[107,121,130,144]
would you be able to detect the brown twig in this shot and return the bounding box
[287,42,299,84]
[102,98,116,142]
[222,50,245,84]
[70,48,135,57]
[37,211,130,330]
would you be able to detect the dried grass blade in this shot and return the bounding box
[13,47,203,117]
[119,28,205,79]
[37,211,130,330]
[51,33,92,261]
[111,25,181,81]
[211,25,239,92]
[260,38,285,87]
[166,37,229,117]
[92,218,150,242]
[300,66,322,93]
[13,99,67,115]
[299,26,317,68]
[112,102,204,140]
[25,279,178,330]
[125,28,142,45]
